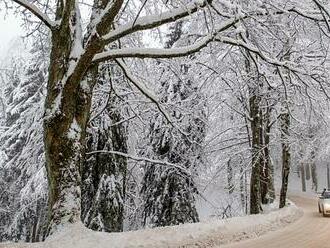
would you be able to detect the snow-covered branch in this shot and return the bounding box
[115,59,202,145]
[215,36,306,75]
[94,38,212,61]
[86,150,190,174]
[94,17,238,62]
[12,0,56,29]
[115,59,173,124]
[103,0,213,44]
[84,0,124,43]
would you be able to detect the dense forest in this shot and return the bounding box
[1,0,330,243]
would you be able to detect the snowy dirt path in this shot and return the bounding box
[223,193,329,248]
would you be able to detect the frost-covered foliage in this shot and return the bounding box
[0,40,48,242]
[82,63,129,232]
[141,22,207,227]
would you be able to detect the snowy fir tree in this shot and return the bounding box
[0,40,48,241]
[82,63,128,232]
[141,21,207,227]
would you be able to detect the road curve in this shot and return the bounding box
[223,194,330,248]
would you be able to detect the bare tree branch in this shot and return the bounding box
[312,0,330,19]
[215,36,306,74]
[102,0,213,44]
[115,59,202,146]
[12,0,56,29]
[312,0,330,32]
[115,58,173,124]
[86,150,190,174]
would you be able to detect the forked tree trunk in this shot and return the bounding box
[44,34,92,234]
[43,9,101,235]
[279,112,291,208]
[43,0,124,234]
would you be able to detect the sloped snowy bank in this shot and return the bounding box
[0,202,302,248]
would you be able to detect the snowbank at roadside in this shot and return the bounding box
[0,201,303,248]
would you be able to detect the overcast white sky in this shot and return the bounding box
[0,11,23,56]
[0,5,161,57]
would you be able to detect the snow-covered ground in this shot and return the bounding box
[0,201,302,248]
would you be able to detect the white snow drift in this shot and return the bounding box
[0,201,302,248]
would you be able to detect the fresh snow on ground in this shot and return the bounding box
[0,201,302,248]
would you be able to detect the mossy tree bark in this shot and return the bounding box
[44,0,124,234]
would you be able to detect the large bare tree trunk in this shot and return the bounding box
[44,33,92,233]
[249,87,263,214]
[244,46,264,214]
[278,34,293,209]
[42,34,113,232]
[279,112,291,208]
[43,1,123,234]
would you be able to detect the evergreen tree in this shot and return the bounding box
[0,41,48,241]
[82,64,128,232]
[141,22,206,227]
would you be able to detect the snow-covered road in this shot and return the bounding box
[223,194,329,248]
